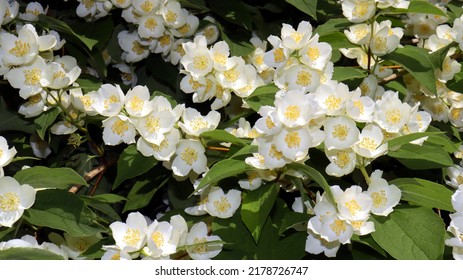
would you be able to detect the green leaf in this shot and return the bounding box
[408,0,448,16]
[0,248,65,260]
[37,15,98,50]
[0,109,35,134]
[371,206,446,259]
[386,131,443,148]
[245,84,278,112]
[200,130,249,146]
[14,166,87,189]
[113,144,158,190]
[383,45,436,93]
[285,0,317,20]
[209,0,253,30]
[218,24,254,57]
[319,32,357,49]
[196,159,253,191]
[241,183,279,243]
[332,67,366,82]
[389,178,453,211]
[34,108,60,140]
[429,42,457,70]
[24,189,106,236]
[278,211,310,235]
[351,235,387,258]
[388,142,453,169]
[229,145,258,159]
[123,176,168,212]
[314,18,352,36]
[87,194,127,204]
[75,75,103,94]
[286,163,335,203]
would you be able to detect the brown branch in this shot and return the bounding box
[378,69,407,85]
[69,158,116,194]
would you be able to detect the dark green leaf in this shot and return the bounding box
[196,159,253,191]
[0,247,65,260]
[34,108,60,140]
[241,183,279,243]
[14,166,87,189]
[123,176,168,212]
[209,0,253,30]
[332,67,366,81]
[383,45,436,93]
[37,15,98,50]
[200,130,249,146]
[87,194,127,204]
[0,109,35,134]
[285,0,317,20]
[279,211,310,235]
[229,145,258,158]
[388,142,453,169]
[371,206,446,259]
[245,84,278,112]
[319,32,357,49]
[24,189,106,236]
[218,24,255,57]
[314,18,352,36]
[113,145,158,190]
[390,178,453,211]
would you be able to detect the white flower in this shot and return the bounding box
[93,84,125,117]
[109,212,148,253]
[18,2,47,22]
[152,32,174,56]
[102,115,136,146]
[373,91,412,133]
[367,170,401,216]
[314,80,350,116]
[136,128,180,161]
[353,124,388,158]
[346,89,375,122]
[238,171,263,191]
[0,136,17,176]
[263,35,289,69]
[275,63,320,93]
[4,56,52,99]
[171,139,207,177]
[348,219,375,236]
[332,185,372,221]
[132,0,160,15]
[111,0,132,9]
[145,220,177,258]
[256,137,289,169]
[325,148,357,177]
[160,0,188,29]
[445,215,463,260]
[273,126,314,161]
[180,35,213,79]
[47,60,81,90]
[275,89,320,128]
[451,185,463,214]
[185,222,222,260]
[280,21,312,51]
[124,85,154,118]
[171,14,199,38]
[205,186,241,219]
[0,1,19,25]
[254,106,282,136]
[0,176,36,227]
[342,0,376,23]
[0,24,39,66]
[323,116,360,150]
[178,108,220,137]
[137,14,165,39]
[18,92,47,118]
[305,232,340,258]
[370,20,403,56]
[101,245,132,260]
[344,23,371,45]
[57,233,101,260]
[446,165,463,189]
[299,34,332,70]
[319,215,354,244]
[118,30,150,63]
[215,57,249,91]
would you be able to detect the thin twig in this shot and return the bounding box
[69,158,116,194]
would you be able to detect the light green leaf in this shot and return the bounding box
[314,18,352,36]
[245,84,278,112]
[218,24,254,57]
[75,75,102,94]
[200,130,249,146]
[229,145,258,158]
[319,32,357,49]
[113,144,158,190]
[285,0,317,20]
[332,66,366,81]
[278,211,310,235]
[388,142,453,169]
[286,163,335,203]
[34,108,60,140]
[371,206,446,259]
[0,248,65,260]
[386,131,443,148]
[408,0,448,16]
[383,45,436,93]
[389,178,453,211]
[24,189,106,236]
[241,183,279,243]
[196,159,253,191]
[14,166,87,189]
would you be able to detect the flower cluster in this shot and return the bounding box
[304,170,401,257]
[103,212,222,260]
[446,185,463,260]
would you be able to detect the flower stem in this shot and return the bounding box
[360,165,371,185]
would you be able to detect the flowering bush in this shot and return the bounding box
[0,0,462,260]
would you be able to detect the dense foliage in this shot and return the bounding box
[0,0,462,260]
